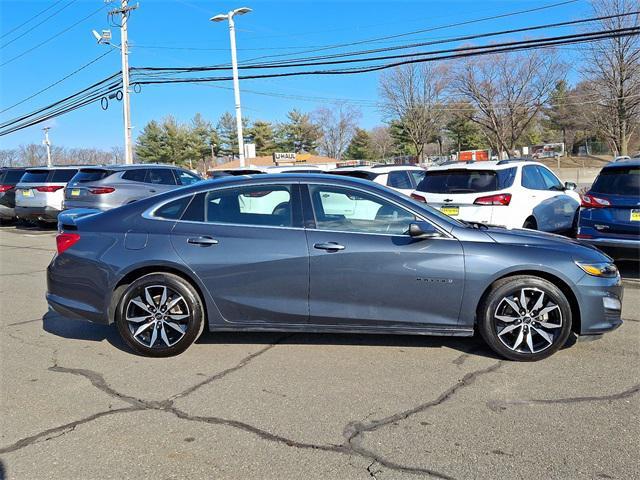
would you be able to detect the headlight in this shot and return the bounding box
[575,261,619,278]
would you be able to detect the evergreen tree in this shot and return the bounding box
[247,120,276,156]
[217,112,248,156]
[135,120,166,163]
[275,109,321,153]
[344,128,373,160]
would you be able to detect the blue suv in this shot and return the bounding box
[577,159,640,260]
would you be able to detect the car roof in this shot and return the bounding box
[427,160,544,171]
[331,165,423,174]
[77,164,182,171]
[25,165,82,171]
[605,158,640,168]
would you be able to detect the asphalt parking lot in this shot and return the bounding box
[0,225,638,480]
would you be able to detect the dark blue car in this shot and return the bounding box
[577,159,640,261]
[47,174,623,361]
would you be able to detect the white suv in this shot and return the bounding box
[330,165,426,196]
[411,160,581,233]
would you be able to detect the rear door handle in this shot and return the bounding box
[188,236,219,246]
[149,189,157,193]
[314,242,345,251]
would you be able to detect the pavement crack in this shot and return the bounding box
[6,317,42,327]
[487,383,640,411]
[0,407,137,454]
[166,333,294,405]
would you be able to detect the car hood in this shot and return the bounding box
[483,226,612,261]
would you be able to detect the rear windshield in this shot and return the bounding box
[330,171,378,181]
[21,170,50,183]
[591,167,640,195]
[416,168,516,194]
[51,169,78,182]
[0,169,25,184]
[73,169,114,183]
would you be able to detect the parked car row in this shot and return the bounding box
[0,164,202,224]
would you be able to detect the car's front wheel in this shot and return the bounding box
[115,273,204,357]
[478,276,572,361]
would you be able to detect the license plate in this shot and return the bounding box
[21,189,33,197]
[631,209,640,221]
[440,206,459,216]
[71,189,81,197]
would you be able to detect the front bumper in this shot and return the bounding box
[15,206,61,222]
[575,273,624,335]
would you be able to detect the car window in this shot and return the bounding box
[72,169,114,183]
[309,185,416,235]
[521,166,547,190]
[122,169,147,183]
[175,170,200,186]
[409,170,426,187]
[182,185,292,227]
[537,167,563,190]
[417,168,516,193]
[154,195,193,220]
[591,166,640,195]
[20,170,50,183]
[51,169,78,183]
[387,171,412,189]
[330,170,378,181]
[146,168,176,185]
[2,170,25,184]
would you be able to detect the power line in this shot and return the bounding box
[0,0,66,40]
[0,3,108,68]
[0,50,115,115]
[1,0,79,49]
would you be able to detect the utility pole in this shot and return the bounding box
[211,8,251,168]
[107,0,137,165]
[42,127,52,167]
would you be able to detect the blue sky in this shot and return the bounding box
[0,0,593,150]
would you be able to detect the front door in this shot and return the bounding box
[303,183,465,329]
[170,183,309,326]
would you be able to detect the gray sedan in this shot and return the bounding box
[47,174,624,360]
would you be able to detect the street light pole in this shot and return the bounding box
[211,8,251,168]
[42,127,52,167]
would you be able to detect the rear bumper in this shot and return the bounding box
[575,274,624,335]
[579,237,639,261]
[15,206,60,222]
[0,204,15,219]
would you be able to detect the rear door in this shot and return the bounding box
[170,182,310,326]
[145,168,177,195]
[386,170,414,195]
[303,183,464,329]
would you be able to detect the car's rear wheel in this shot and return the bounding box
[478,276,572,361]
[523,217,537,230]
[115,273,204,357]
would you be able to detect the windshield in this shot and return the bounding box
[21,170,49,183]
[417,168,516,194]
[591,167,640,195]
[73,169,114,183]
[330,171,378,181]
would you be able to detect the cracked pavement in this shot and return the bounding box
[1,226,639,479]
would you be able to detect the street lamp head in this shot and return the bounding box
[210,14,228,22]
[91,30,102,42]
[232,7,252,16]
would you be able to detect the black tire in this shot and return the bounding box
[115,273,204,357]
[478,275,572,361]
[523,217,537,230]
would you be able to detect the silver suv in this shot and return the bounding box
[63,164,202,211]
[15,166,79,223]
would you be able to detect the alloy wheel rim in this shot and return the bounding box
[125,285,190,348]
[494,287,562,354]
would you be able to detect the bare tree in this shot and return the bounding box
[18,144,47,166]
[581,0,640,155]
[313,104,361,160]
[453,50,565,157]
[369,126,394,160]
[379,63,449,161]
[0,149,19,167]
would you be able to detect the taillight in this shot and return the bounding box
[35,185,64,193]
[411,192,427,203]
[580,194,610,208]
[89,187,115,194]
[474,193,512,206]
[56,233,80,254]
[576,233,593,239]
[0,185,13,192]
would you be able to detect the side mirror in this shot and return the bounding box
[408,222,441,239]
[564,181,577,191]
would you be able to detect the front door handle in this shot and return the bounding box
[188,236,219,246]
[314,242,345,251]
